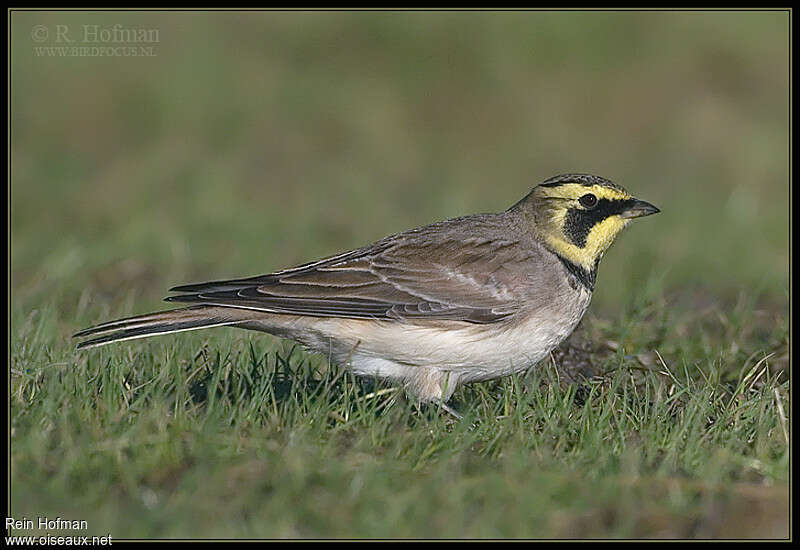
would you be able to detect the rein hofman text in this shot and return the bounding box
[6,517,112,546]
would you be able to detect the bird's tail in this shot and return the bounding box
[73,305,256,350]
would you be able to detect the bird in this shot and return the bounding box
[74,173,659,409]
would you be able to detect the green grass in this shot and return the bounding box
[10,10,789,540]
[10,297,788,538]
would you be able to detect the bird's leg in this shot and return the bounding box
[439,402,463,420]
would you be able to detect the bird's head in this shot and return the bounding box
[511,173,660,275]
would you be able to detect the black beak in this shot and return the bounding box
[620,199,660,219]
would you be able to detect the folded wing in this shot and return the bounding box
[166,235,531,324]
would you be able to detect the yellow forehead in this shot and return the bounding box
[540,183,631,202]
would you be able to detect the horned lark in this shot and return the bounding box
[75,173,659,404]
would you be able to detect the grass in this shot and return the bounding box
[10,290,789,538]
[9,9,789,540]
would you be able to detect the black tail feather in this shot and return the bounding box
[73,306,252,349]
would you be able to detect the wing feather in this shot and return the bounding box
[166,220,532,324]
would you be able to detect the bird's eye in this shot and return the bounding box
[579,193,598,209]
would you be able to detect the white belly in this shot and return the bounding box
[240,286,592,401]
[321,288,592,384]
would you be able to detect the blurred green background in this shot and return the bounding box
[10,10,789,540]
[11,10,789,319]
